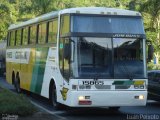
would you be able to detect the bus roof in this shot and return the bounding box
[8,7,141,30]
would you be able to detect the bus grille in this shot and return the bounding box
[95,85,111,89]
[115,85,131,89]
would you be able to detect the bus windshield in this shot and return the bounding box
[71,37,144,79]
[71,15,145,34]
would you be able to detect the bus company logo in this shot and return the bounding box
[6,49,30,64]
[7,52,12,59]
[60,87,69,101]
[15,51,28,60]
[48,56,56,62]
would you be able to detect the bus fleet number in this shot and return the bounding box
[82,81,104,85]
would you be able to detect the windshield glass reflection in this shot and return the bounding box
[113,38,144,79]
[71,37,144,79]
[77,37,112,78]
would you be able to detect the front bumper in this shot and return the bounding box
[66,90,147,107]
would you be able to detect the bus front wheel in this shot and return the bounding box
[51,83,62,109]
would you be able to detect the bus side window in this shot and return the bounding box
[22,27,29,45]
[16,29,22,46]
[7,32,11,46]
[59,38,64,74]
[59,38,70,81]
[10,31,15,46]
[29,25,37,45]
[48,18,58,43]
[60,15,70,36]
[38,23,46,44]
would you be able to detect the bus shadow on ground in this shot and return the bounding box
[60,107,128,120]
[65,107,123,115]
[147,100,160,107]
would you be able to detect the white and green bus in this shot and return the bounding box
[7,7,148,109]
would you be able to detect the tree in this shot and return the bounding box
[16,0,35,21]
[140,0,160,64]
[30,0,54,15]
[0,0,12,40]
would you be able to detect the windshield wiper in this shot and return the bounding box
[116,61,134,80]
[94,72,103,80]
[122,61,134,80]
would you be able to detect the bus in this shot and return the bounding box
[0,40,6,76]
[6,7,148,109]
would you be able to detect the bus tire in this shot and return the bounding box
[14,75,21,93]
[12,71,15,85]
[50,83,62,110]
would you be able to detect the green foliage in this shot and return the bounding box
[0,0,19,40]
[0,0,11,40]
[140,0,160,65]
[140,0,160,23]
[0,0,119,40]
[0,0,160,60]
[147,62,160,70]
[0,88,37,116]
[146,31,157,45]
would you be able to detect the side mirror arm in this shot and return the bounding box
[147,40,154,62]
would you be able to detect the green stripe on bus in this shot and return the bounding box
[30,47,49,94]
[112,81,124,85]
[113,80,134,85]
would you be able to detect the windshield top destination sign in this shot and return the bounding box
[113,34,142,38]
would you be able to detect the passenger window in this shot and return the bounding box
[16,29,22,46]
[22,27,29,45]
[38,23,46,44]
[7,32,11,46]
[29,25,37,44]
[48,19,58,43]
[60,15,70,36]
[10,31,15,46]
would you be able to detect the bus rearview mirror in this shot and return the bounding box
[148,45,154,62]
[146,40,154,62]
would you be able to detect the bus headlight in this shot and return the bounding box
[78,96,85,100]
[135,95,144,100]
[139,95,144,100]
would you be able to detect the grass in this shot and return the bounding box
[0,87,37,116]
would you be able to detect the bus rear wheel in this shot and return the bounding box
[14,76,21,93]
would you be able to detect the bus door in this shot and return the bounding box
[59,38,70,83]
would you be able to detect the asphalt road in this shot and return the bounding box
[0,77,160,120]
